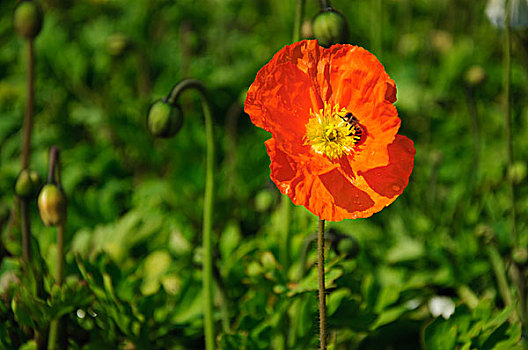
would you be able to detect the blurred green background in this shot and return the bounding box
[1,0,527,349]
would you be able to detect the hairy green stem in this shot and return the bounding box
[278,195,291,350]
[318,219,327,350]
[48,147,66,350]
[504,0,526,328]
[48,226,66,350]
[56,225,64,285]
[167,79,215,350]
[279,196,291,275]
[20,39,35,263]
[372,0,383,57]
[22,40,34,170]
[486,246,513,313]
[292,0,306,42]
[504,0,517,247]
[20,199,30,262]
[319,0,330,10]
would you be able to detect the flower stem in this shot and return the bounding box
[20,39,35,263]
[47,147,66,350]
[486,245,513,311]
[319,0,330,10]
[56,224,64,285]
[371,0,383,57]
[167,79,215,350]
[292,0,306,42]
[279,195,291,275]
[20,199,30,262]
[504,0,517,247]
[278,195,291,349]
[504,0,527,328]
[22,40,34,170]
[318,218,327,350]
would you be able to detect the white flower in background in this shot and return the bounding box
[428,296,456,319]
[486,0,528,29]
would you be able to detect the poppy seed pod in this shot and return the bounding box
[13,0,43,40]
[15,169,41,198]
[38,184,66,226]
[312,9,349,48]
[146,99,184,138]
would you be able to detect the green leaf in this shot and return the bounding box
[483,304,515,332]
[327,288,351,316]
[371,306,409,329]
[287,267,343,297]
[424,318,458,350]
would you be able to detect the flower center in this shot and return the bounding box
[304,103,363,160]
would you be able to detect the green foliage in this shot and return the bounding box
[424,302,521,350]
[1,0,528,348]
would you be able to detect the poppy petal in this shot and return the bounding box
[248,40,415,221]
[359,135,415,199]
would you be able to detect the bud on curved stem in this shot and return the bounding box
[146,99,184,138]
[158,79,216,350]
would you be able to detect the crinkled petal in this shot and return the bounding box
[322,45,401,172]
[245,62,314,154]
[359,135,415,199]
[250,41,415,221]
[267,138,381,221]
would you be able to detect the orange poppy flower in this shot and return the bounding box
[245,40,415,221]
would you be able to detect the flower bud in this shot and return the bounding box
[312,9,349,48]
[15,169,41,198]
[38,184,66,226]
[146,100,183,138]
[13,0,43,40]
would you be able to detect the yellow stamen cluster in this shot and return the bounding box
[304,103,360,160]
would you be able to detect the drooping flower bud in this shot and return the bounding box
[146,99,184,138]
[15,169,41,198]
[13,0,43,40]
[312,9,349,48]
[38,184,66,226]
